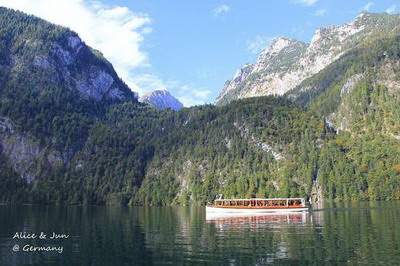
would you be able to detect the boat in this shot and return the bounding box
[206,197,309,215]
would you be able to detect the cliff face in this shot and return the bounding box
[216,38,307,105]
[0,7,137,188]
[216,13,400,105]
[0,116,65,184]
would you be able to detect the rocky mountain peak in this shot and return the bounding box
[139,89,184,111]
[216,12,399,105]
[255,37,307,70]
[261,37,298,55]
[215,37,309,104]
[309,19,365,50]
[352,11,381,26]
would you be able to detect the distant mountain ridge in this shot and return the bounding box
[139,89,183,111]
[216,12,400,105]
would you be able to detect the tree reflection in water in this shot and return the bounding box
[1,201,400,265]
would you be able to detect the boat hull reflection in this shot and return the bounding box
[206,211,308,225]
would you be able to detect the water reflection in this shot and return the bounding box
[206,212,309,230]
[0,201,400,265]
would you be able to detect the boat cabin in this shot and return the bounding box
[213,198,305,208]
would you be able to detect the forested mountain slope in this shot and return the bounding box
[0,7,399,205]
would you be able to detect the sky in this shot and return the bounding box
[0,0,399,106]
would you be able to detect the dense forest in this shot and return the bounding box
[0,7,399,205]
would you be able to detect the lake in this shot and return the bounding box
[1,201,399,265]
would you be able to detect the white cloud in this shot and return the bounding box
[386,5,397,14]
[247,35,274,54]
[168,83,212,107]
[0,0,151,92]
[133,73,166,95]
[314,9,326,16]
[0,0,214,106]
[361,2,374,12]
[213,4,230,17]
[188,87,212,99]
[177,92,212,107]
[293,0,319,6]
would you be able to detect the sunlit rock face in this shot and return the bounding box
[44,32,135,101]
[216,12,399,105]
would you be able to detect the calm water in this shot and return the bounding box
[0,201,400,265]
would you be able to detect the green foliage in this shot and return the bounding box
[0,154,27,203]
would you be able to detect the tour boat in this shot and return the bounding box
[206,197,309,215]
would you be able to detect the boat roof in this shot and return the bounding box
[215,198,304,201]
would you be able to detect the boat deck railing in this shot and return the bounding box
[213,198,305,207]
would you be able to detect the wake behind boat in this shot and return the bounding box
[206,197,309,216]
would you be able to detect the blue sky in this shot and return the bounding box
[0,0,399,106]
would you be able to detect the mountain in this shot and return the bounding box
[0,6,137,200]
[216,37,307,105]
[216,12,400,105]
[0,8,136,103]
[0,8,399,205]
[139,89,184,111]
